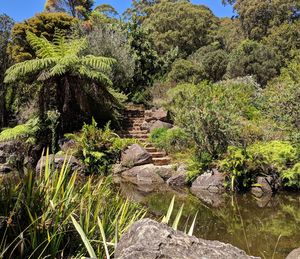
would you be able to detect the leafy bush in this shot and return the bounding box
[66,119,136,174]
[0,152,146,258]
[167,59,205,84]
[282,163,300,189]
[219,141,298,191]
[149,127,190,153]
[165,81,259,160]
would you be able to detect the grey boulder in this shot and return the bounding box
[121,144,152,168]
[115,218,260,259]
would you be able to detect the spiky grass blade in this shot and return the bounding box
[172,204,184,230]
[97,217,110,259]
[162,196,175,224]
[71,216,96,258]
[188,211,198,236]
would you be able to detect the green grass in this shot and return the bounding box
[0,150,146,258]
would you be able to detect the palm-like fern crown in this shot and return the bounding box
[4,31,116,86]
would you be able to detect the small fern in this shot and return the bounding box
[0,118,40,144]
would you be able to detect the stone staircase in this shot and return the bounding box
[118,104,171,166]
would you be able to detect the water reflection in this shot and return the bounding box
[116,179,300,259]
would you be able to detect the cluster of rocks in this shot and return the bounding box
[115,218,259,259]
[114,144,187,187]
[141,107,173,133]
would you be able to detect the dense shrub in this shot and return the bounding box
[219,141,299,191]
[165,80,260,161]
[167,59,204,84]
[66,119,137,174]
[149,127,190,153]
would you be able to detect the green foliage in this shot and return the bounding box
[66,119,136,174]
[165,80,259,159]
[0,14,14,128]
[247,141,297,171]
[143,1,218,57]
[263,21,300,62]
[219,141,298,191]
[0,151,145,258]
[74,22,135,94]
[263,52,300,140]
[126,15,161,96]
[282,163,300,189]
[233,0,300,40]
[0,117,40,144]
[149,127,190,153]
[8,12,76,62]
[226,40,281,86]
[5,31,118,133]
[189,44,229,82]
[167,59,204,84]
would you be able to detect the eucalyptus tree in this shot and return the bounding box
[5,31,116,133]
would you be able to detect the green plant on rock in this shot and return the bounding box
[66,119,136,174]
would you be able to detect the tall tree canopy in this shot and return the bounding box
[142,0,218,56]
[8,12,76,62]
[223,0,300,40]
[45,0,94,19]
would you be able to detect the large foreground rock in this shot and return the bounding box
[121,144,152,167]
[115,218,259,259]
[286,248,300,259]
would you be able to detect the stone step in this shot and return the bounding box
[149,152,166,158]
[118,130,148,134]
[153,157,171,166]
[145,146,157,152]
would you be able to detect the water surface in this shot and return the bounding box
[117,180,300,259]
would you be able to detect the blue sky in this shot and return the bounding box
[0,0,234,22]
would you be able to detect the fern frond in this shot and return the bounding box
[4,58,57,83]
[53,30,67,57]
[26,31,57,58]
[81,56,116,71]
[0,117,40,142]
[49,64,67,77]
[65,38,88,56]
[78,66,112,86]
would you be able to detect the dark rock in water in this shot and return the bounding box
[251,176,279,197]
[191,171,225,193]
[0,164,13,174]
[286,247,300,259]
[167,171,187,187]
[36,154,84,173]
[149,120,173,133]
[115,218,260,259]
[121,144,152,168]
[121,164,164,185]
[190,171,226,207]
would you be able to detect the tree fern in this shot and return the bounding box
[0,117,40,143]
